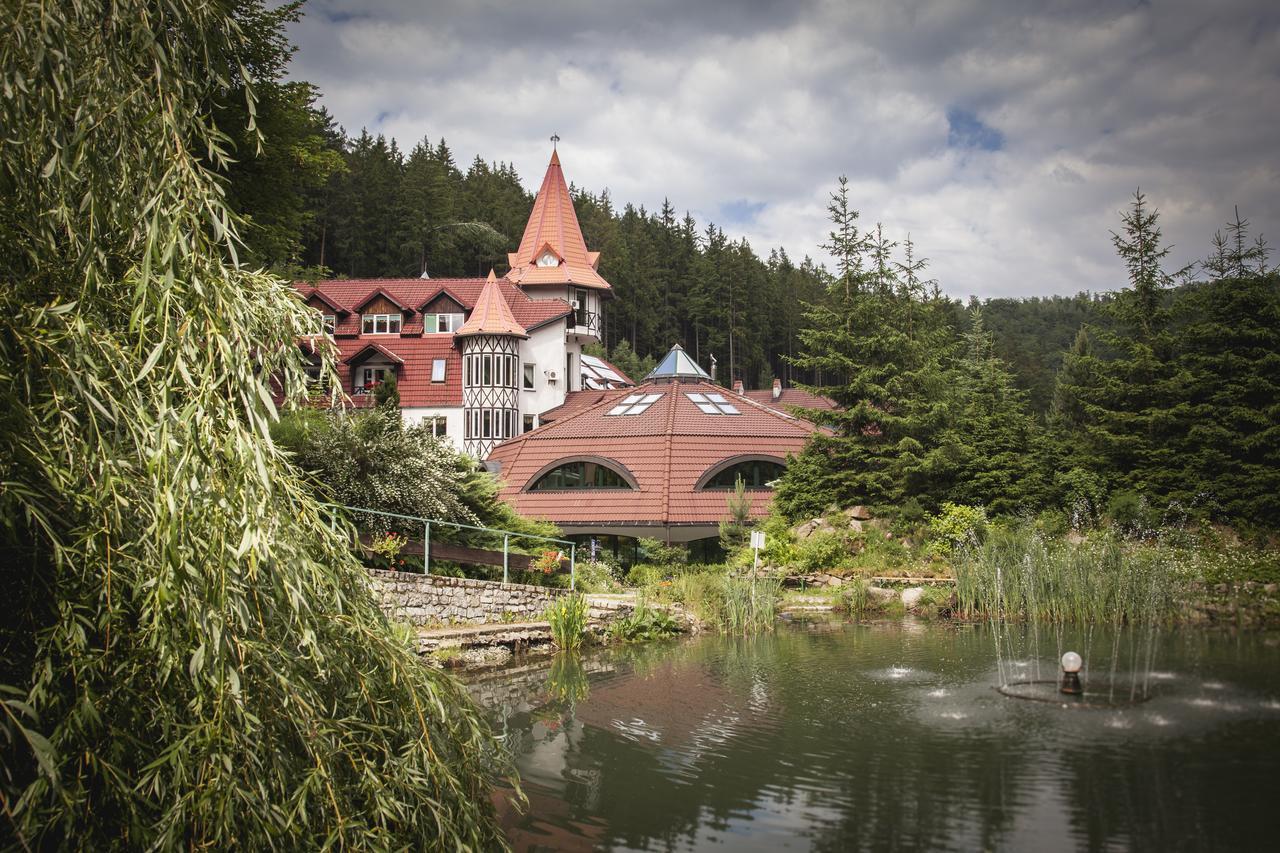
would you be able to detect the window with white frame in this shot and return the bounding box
[431,359,446,382]
[426,416,447,437]
[426,313,461,333]
[523,362,535,390]
[322,314,336,335]
[362,313,401,334]
[605,393,663,416]
[359,366,388,392]
[686,391,741,415]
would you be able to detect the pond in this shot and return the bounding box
[464,618,1280,852]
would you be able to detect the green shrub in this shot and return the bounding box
[926,503,989,555]
[545,593,589,651]
[626,563,665,587]
[638,537,689,568]
[794,531,852,573]
[1055,466,1107,528]
[574,557,620,593]
[606,599,681,643]
[1108,490,1157,534]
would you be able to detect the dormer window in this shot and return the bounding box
[362,313,401,334]
[322,314,336,335]
[537,251,558,267]
[426,313,461,333]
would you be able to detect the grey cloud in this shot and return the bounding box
[288,0,1279,299]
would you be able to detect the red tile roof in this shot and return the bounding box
[455,272,528,338]
[295,278,572,337]
[536,390,614,424]
[742,387,838,411]
[505,150,611,291]
[487,380,819,527]
[322,335,462,408]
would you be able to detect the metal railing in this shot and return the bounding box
[326,504,578,590]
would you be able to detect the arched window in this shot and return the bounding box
[700,457,786,490]
[529,459,635,491]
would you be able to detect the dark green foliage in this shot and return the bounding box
[372,372,400,408]
[1048,195,1280,527]
[0,1,509,847]
[776,181,1041,520]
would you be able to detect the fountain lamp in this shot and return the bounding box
[1060,651,1083,696]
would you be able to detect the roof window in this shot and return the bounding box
[605,393,663,416]
[687,392,741,415]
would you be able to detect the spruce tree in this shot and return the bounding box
[776,187,956,518]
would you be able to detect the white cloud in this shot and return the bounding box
[288,0,1280,298]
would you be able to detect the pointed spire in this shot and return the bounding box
[506,147,612,291]
[455,270,528,338]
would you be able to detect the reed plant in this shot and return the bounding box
[545,593,590,651]
[952,523,1185,623]
[652,574,781,634]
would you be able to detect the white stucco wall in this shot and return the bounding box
[519,321,576,419]
[401,407,464,449]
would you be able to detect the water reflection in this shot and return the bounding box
[468,622,1280,852]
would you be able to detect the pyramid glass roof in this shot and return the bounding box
[644,344,711,382]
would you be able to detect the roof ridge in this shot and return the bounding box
[661,380,677,527]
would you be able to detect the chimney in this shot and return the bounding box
[772,378,782,400]
[732,379,744,394]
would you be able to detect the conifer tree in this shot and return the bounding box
[776,186,957,518]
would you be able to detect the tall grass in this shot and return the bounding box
[656,574,781,634]
[546,593,590,650]
[952,524,1185,623]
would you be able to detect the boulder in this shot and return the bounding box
[901,587,925,610]
[867,586,896,604]
[793,520,822,540]
[847,505,873,521]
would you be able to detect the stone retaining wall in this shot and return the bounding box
[368,570,566,626]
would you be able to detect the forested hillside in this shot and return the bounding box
[213,2,1278,531]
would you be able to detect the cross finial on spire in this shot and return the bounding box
[550,133,560,150]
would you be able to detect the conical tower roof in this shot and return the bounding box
[506,149,611,290]
[455,271,529,338]
[644,344,711,382]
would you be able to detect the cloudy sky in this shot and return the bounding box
[287,0,1279,299]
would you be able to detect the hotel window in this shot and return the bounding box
[529,460,633,491]
[322,314,336,335]
[523,362,535,390]
[523,414,535,433]
[482,410,491,439]
[427,313,459,333]
[359,366,387,391]
[431,359,446,383]
[702,459,786,490]
[482,355,492,386]
[426,416,447,437]
[362,313,401,334]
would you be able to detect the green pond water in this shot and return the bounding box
[465,618,1280,852]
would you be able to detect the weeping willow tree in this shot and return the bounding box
[0,2,510,848]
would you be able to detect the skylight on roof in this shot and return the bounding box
[686,392,741,415]
[581,354,625,383]
[580,354,629,389]
[605,392,663,416]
